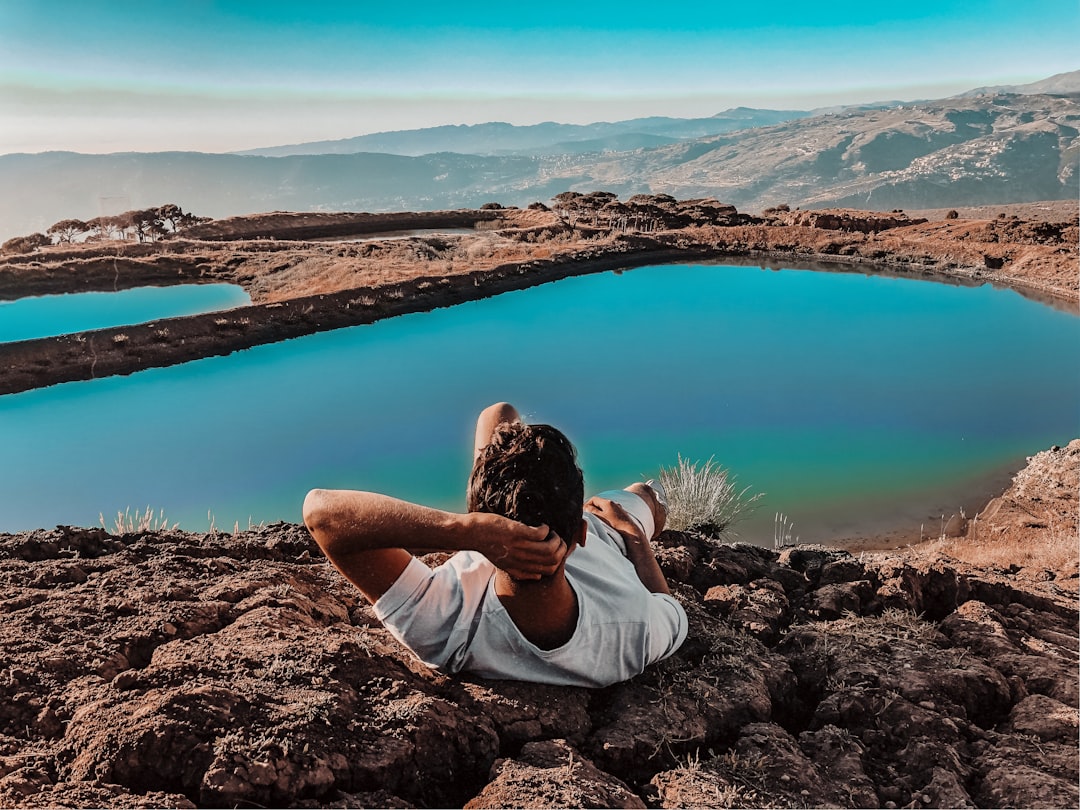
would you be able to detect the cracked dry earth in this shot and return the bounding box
[1,519,1076,809]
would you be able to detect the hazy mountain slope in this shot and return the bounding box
[3,89,1076,242]
[230,72,1079,160]
[235,108,810,157]
[544,93,1080,210]
[959,68,1080,97]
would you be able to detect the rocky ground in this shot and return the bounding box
[1,440,1077,809]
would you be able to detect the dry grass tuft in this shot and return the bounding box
[100,505,178,534]
[809,607,942,653]
[659,455,762,539]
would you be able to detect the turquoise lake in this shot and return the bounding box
[0,284,251,342]
[1,263,1077,544]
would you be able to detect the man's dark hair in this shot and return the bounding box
[467,422,584,548]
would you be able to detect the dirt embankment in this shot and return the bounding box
[1,469,1076,809]
[915,440,1080,574]
[0,202,1075,396]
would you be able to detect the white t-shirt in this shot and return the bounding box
[373,512,688,687]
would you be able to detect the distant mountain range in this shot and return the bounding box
[956,69,1080,97]
[2,72,1077,241]
[540,91,1080,211]
[233,108,812,158]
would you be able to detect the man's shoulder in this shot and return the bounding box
[435,550,498,590]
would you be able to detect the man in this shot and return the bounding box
[303,402,687,687]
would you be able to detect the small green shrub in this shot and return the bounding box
[658,455,762,538]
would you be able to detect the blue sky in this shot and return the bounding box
[1,0,1077,154]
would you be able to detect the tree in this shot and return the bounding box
[153,203,207,235]
[599,200,632,231]
[46,219,88,243]
[156,203,185,232]
[116,209,166,242]
[85,205,205,242]
[551,191,585,225]
[2,233,50,254]
[85,215,126,241]
[578,191,618,226]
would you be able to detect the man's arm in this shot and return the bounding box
[583,497,672,595]
[303,489,566,603]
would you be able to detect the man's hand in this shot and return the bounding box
[584,496,647,545]
[584,496,671,595]
[471,512,568,580]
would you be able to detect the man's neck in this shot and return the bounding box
[493,568,579,651]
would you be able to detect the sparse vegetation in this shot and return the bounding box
[773,512,799,550]
[100,506,178,534]
[658,455,762,538]
[923,524,1078,574]
[810,607,942,651]
[5,204,210,249]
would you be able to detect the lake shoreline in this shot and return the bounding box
[0,203,1076,397]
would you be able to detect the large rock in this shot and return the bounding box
[466,740,644,809]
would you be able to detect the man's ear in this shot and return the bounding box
[574,518,588,548]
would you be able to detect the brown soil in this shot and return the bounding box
[1,463,1075,808]
[906,200,1079,223]
[0,202,1075,396]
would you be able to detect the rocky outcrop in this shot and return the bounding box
[976,440,1080,544]
[774,208,928,233]
[1,518,1075,808]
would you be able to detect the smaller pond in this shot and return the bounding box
[0,284,251,343]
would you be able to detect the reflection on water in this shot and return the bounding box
[0,264,1076,544]
[0,284,251,343]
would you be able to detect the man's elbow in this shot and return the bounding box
[303,489,334,546]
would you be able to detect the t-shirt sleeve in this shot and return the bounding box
[372,556,466,669]
[645,592,689,663]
